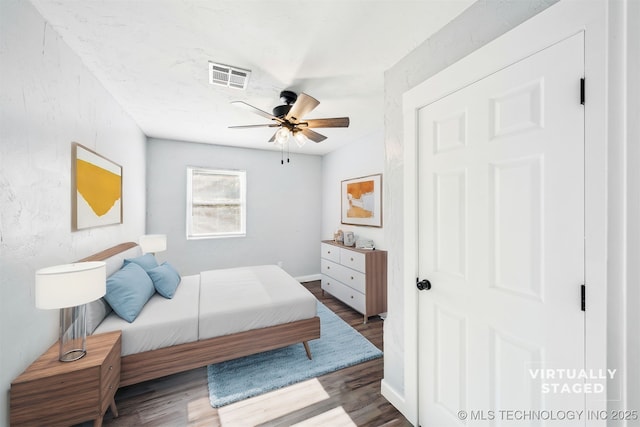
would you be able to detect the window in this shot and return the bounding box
[186,167,246,239]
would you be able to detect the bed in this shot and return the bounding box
[82,242,321,387]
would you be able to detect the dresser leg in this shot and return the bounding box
[94,415,104,427]
[363,315,368,324]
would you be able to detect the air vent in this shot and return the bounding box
[208,62,250,89]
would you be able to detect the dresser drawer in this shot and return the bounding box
[321,258,340,278]
[320,242,341,263]
[321,259,365,293]
[322,277,365,314]
[340,248,366,272]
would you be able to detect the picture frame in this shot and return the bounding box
[73,143,123,230]
[341,173,382,227]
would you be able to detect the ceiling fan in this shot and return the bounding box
[229,90,350,147]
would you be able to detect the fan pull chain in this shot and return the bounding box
[280,141,291,165]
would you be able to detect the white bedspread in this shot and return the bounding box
[198,265,317,340]
[94,264,317,356]
[94,274,200,356]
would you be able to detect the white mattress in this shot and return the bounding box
[94,274,200,356]
[198,265,317,340]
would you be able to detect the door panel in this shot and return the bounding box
[418,33,585,426]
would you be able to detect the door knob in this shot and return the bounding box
[416,278,432,291]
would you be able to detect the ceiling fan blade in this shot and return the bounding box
[302,117,350,128]
[301,128,327,143]
[285,93,320,122]
[228,124,280,129]
[231,101,283,123]
[268,131,278,143]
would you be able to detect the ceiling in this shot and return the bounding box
[31,0,474,155]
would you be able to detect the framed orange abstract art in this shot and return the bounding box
[73,143,123,230]
[341,173,382,227]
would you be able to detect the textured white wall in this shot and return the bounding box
[321,129,385,248]
[0,1,146,424]
[382,0,560,400]
[146,138,322,279]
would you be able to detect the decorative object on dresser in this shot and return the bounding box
[10,331,121,427]
[343,231,356,247]
[320,240,387,323]
[35,261,107,362]
[341,173,382,227]
[139,233,167,255]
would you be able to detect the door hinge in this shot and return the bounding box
[581,284,586,311]
[580,78,585,105]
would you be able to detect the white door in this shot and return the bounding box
[417,33,585,426]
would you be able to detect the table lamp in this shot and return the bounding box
[35,261,106,362]
[139,234,167,254]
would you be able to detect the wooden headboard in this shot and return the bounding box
[78,242,138,262]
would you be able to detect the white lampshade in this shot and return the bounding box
[35,261,106,309]
[139,234,167,253]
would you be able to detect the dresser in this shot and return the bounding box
[320,240,387,323]
[10,331,121,427]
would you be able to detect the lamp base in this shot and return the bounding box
[59,305,87,362]
[60,349,86,362]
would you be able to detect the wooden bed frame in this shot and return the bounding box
[80,242,321,387]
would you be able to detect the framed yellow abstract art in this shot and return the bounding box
[341,173,382,227]
[73,143,122,230]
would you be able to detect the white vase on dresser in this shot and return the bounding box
[320,240,387,323]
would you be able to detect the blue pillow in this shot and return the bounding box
[123,253,158,273]
[147,262,182,299]
[104,262,156,323]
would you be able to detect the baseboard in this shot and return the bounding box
[295,273,322,283]
[381,379,415,425]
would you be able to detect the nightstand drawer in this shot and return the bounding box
[10,366,99,425]
[10,331,122,427]
[100,337,121,412]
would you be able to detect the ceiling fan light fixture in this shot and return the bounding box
[293,131,308,148]
[275,127,291,145]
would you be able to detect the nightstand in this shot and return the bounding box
[10,330,121,427]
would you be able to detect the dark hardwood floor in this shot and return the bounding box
[97,281,412,427]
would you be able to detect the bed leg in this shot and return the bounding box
[303,341,312,360]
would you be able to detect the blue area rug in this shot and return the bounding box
[207,301,383,408]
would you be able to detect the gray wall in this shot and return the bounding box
[146,138,322,278]
[382,0,559,397]
[321,129,386,247]
[0,1,146,424]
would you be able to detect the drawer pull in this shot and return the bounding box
[350,276,354,280]
[327,251,331,254]
[109,366,113,371]
[327,266,330,270]
[350,295,354,299]
[350,257,354,261]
